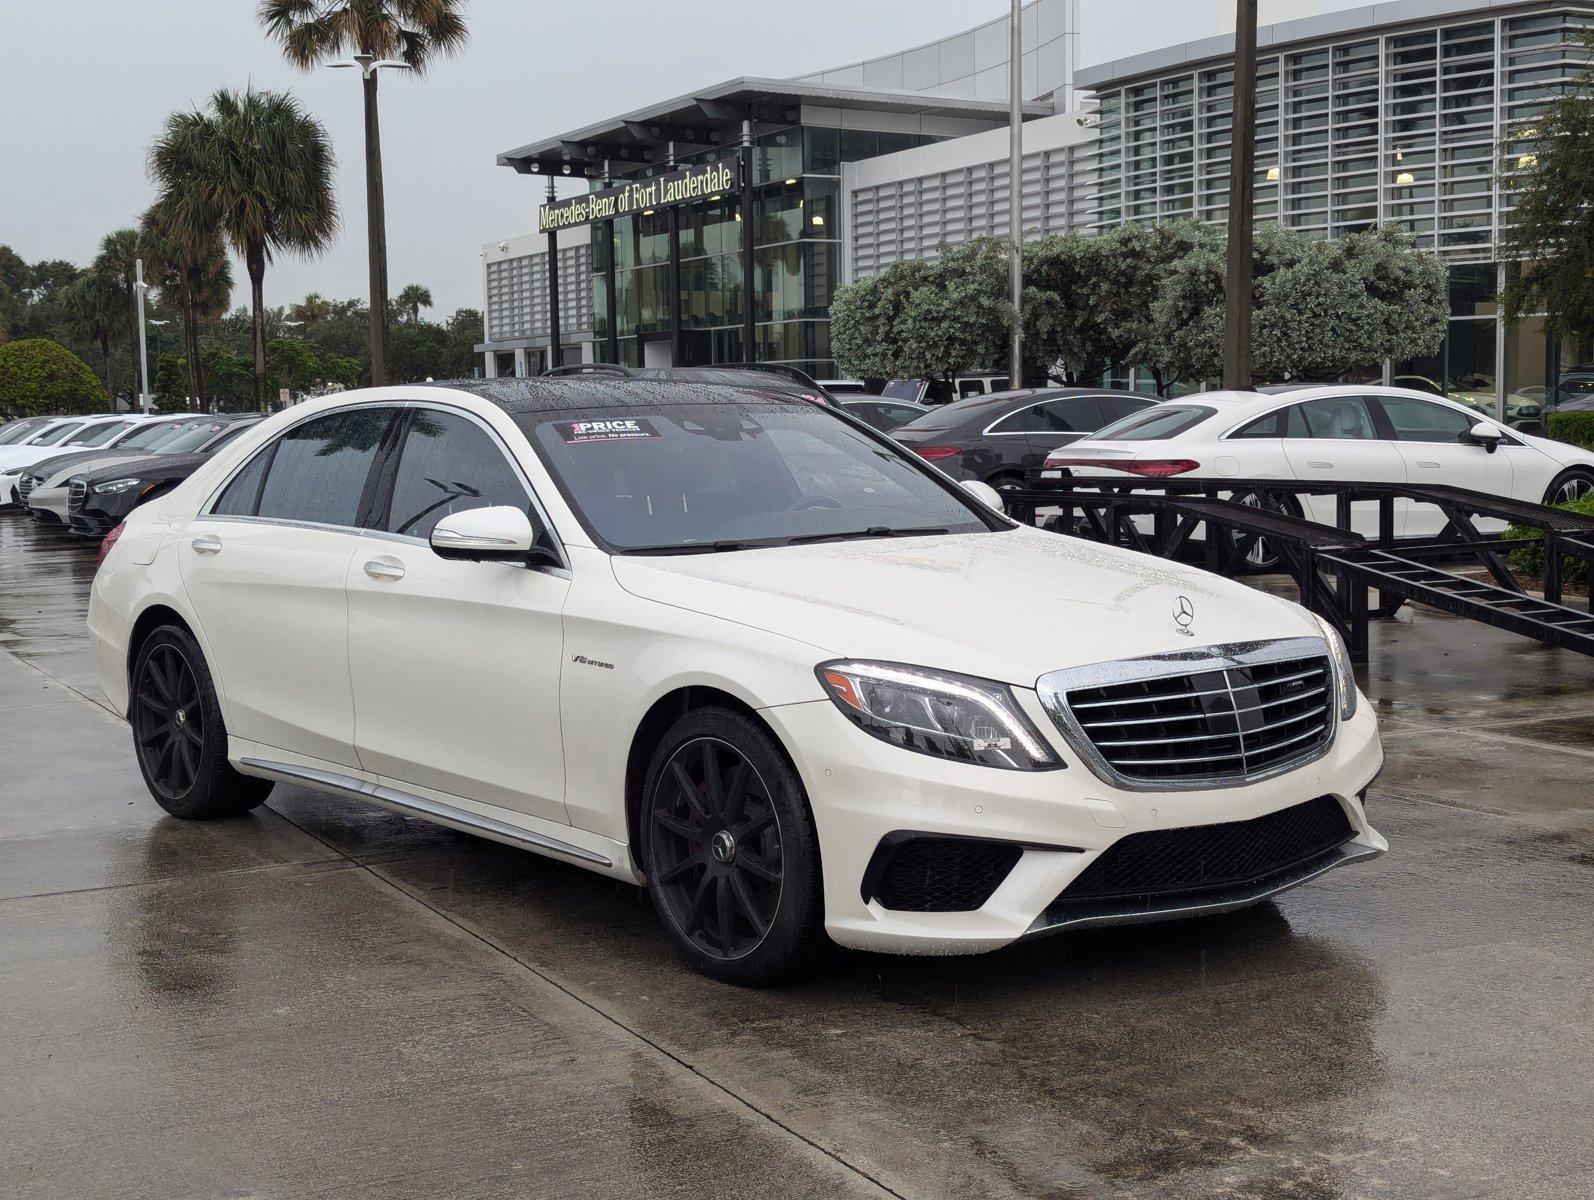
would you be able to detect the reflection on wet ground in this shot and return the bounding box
[3,514,1593,1199]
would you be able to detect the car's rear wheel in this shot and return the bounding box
[1544,467,1594,507]
[1224,492,1302,572]
[130,625,272,819]
[639,707,827,985]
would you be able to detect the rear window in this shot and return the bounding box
[1085,405,1213,442]
[881,379,923,401]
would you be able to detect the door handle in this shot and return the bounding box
[1306,461,1333,469]
[1415,460,1441,469]
[190,535,222,555]
[363,558,406,582]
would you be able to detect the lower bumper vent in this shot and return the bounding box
[866,835,1023,913]
[1057,795,1354,905]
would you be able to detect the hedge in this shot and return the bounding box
[0,338,105,420]
[1548,411,1594,452]
[1506,491,1594,587]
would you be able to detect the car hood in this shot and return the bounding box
[609,526,1320,687]
[74,451,208,485]
[30,450,153,486]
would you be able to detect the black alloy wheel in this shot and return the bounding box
[129,625,272,819]
[1546,468,1594,507]
[640,708,827,984]
[133,641,205,800]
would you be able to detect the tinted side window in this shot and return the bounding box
[1042,398,1109,431]
[991,404,1047,433]
[382,410,530,539]
[213,449,271,516]
[1233,406,1310,438]
[1300,397,1378,439]
[957,380,984,399]
[1377,396,1475,443]
[254,409,392,526]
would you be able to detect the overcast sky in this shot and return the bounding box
[0,0,995,319]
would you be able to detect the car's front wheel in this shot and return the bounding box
[129,625,273,819]
[1544,467,1594,507]
[639,707,828,985]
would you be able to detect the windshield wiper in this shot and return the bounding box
[784,526,951,546]
[623,539,757,556]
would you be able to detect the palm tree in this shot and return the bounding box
[60,272,122,394]
[289,291,334,328]
[140,198,233,411]
[92,228,144,400]
[148,89,338,410]
[396,282,432,324]
[258,0,468,387]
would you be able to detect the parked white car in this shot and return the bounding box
[1045,384,1594,538]
[90,381,1385,983]
[0,415,132,497]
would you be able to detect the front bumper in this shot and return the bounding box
[27,485,70,525]
[765,692,1385,955]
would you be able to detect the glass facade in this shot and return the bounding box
[1090,6,1594,418]
[588,124,941,378]
[1094,7,1593,256]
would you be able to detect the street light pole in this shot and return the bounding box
[135,258,152,413]
[1008,0,1024,386]
[1222,0,1260,390]
[329,52,411,389]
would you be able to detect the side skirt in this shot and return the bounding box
[239,756,624,875]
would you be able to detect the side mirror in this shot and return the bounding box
[1466,421,1504,453]
[430,505,557,567]
[961,479,1005,511]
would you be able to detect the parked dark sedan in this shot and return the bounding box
[889,387,1157,492]
[839,397,931,431]
[65,416,265,538]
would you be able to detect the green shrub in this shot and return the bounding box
[1548,410,1594,452]
[1506,491,1594,586]
[0,337,106,419]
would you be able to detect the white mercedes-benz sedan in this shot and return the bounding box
[1045,384,1594,538]
[89,380,1385,984]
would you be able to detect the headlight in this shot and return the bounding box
[1310,614,1358,721]
[92,478,144,495]
[816,660,1060,771]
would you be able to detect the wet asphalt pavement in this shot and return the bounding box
[2,513,1593,1200]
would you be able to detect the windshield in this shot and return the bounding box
[524,401,991,553]
[114,420,191,452]
[69,421,134,448]
[0,420,47,446]
[30,422,88,446]
[200,422,255,452]
[1085,405,1214,442]
[150,420,232,454]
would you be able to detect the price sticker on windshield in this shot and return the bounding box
[556,418,661,444]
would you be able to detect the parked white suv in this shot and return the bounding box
[89,381,1385,983]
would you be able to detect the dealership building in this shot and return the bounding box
[478,0,1592,410]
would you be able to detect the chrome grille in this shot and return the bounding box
[17,474,39,502]
[1038,639,1336,789]
[67,478,88,512]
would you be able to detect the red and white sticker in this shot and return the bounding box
[557,418,660,444]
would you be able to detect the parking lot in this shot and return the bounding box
[3,513,1594,1200]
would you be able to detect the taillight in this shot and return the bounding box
[1047,458,1201,479]
[96,522,126,571]
[913,446,961,462]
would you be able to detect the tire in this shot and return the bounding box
[985,471,1027,518]
[1543,467,1594,508]
[129,624,273,819]
[1224,492,1302,573]
[639,706,829,986]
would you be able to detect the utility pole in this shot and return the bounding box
[1222,0,1259,390]
[135,258,152,413]
[1008,0,1024,386]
